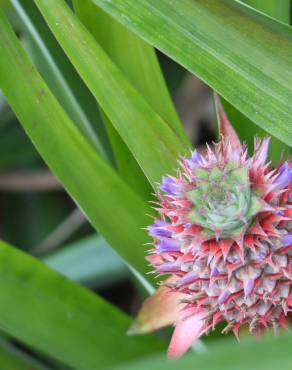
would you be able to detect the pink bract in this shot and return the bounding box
[146,131,291,359]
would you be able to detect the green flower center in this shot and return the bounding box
[187,163,262,237]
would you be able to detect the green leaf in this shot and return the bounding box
[244,0,290,23]
[73,0,185,199]
[0,0,9,10]
[72,0,189,147]
[220,0,291,164]
[0,123,38,169]
[0,337,44,370]
[0,240,164,369]
[11,0,110,160]
[220,97,289,165]
[111,333,292,370]
[100,111,152,200]
[93,0,292,146]
[34,0,189,187]
[0,10,152,276]
[43,234,128,287]
[0,349,33,370]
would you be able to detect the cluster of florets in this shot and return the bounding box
[147,137,291,358]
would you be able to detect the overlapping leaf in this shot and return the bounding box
[93,0,292,146]
[0,9,151,275]
[0,240,164,369]
[111,333,292,370]
[0,338,43,370]
[12,0,109,158]
[220,0,291,164]
[73,0,189,199]
[73,0,188,146]
[43,235,128,286]
[34,0,190,188]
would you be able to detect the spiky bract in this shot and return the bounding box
[147,138,292,358]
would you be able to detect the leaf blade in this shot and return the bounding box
[43,234,128,287]
[110,332,292,370]
[34,0,190,187]
[12,0,110,159]
[0,8,151,276]
[0,338,43,370]
[0,240,164,369]
[93,0,292,146]
[73,0,189,147]
[73,0,189,199]
[219,0,291,164]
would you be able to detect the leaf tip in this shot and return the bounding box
[214,93,242,150]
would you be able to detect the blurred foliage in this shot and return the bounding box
[0,0,290,369]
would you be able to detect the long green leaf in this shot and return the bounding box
[244,0,290,23]
[220,0,290,164]
[0,348,35,370]
[100,111,152,200]
[73,0,189,147]
[220,97,289,164]
[111,333,292,370]
[43,235,128,287]
[0,9,152,276]
[34,0,189,187]
[93,0,292,146]
[12,0,109,158]
[0,240,164,369]
[72,0,189,199]
[0,337,44,370]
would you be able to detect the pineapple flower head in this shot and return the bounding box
[132,103,292,359]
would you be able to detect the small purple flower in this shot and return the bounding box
[156,262,181,273]
[258,251,266,261]
[211,266,220,277]
[148,220,171,238]
[273,162,292,190]
[156,238,181,253]
[218,290,230,305]
[244,278,254,297]
[282,233,292,246]
[160,177,182,195]
[227,255,238,264]
[176,271,198,287]
[188,150,203,167]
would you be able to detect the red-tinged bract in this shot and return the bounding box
[147,137,292,358]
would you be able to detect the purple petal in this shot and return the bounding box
[176,271,199,287]
[273,162,292,190]
[156,238,181,253]
[160,177,182,195]
[211,267,220,277]
[156,262,181,273]
[256,138,270,165]
[244,278,254,297]
[218,290,230,305]
[227,255,238,264]
[283,233,292,246]
[148,220,172,238]
[188,150,203,167]
[258,251,266,261]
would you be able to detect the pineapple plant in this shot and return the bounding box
[143,108,292,358]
